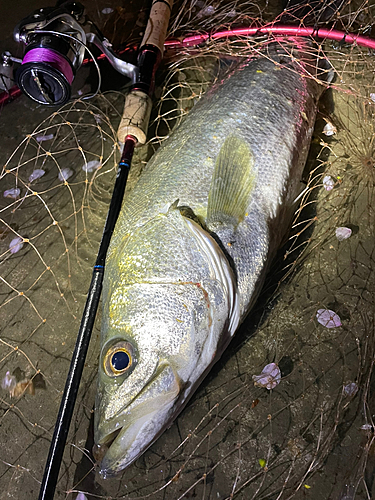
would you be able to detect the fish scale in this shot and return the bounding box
[94,39,326,477]
[110,46,318,231]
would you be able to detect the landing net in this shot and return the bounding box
[0,0,374,499]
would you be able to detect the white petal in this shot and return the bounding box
[227,9,237,17]
[323,122,336,136]
[82,160,101,173]
[197,5,216,18]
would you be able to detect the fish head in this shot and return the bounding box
[94,279,222,477]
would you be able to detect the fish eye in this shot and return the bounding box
[103,341,135,377]
[112,350,130,371]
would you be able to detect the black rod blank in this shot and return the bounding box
[38,136,136,500]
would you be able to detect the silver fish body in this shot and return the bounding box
[94,40,325,477]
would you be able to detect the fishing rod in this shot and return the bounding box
[37,1,173,499]
[2,13,375,107]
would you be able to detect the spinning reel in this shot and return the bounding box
[10,0,137,105]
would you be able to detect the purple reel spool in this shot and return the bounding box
[16,46,74,105]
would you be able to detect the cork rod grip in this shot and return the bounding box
[117,0,174,145]
[117,90,152,145]
[141,0,174,53]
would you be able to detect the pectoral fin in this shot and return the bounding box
[207,136,255,228]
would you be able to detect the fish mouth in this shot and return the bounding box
[95,362,181,477]
[95,422,146,478]
[97,415,160,478]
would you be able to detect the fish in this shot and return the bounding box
[94,39,329,477]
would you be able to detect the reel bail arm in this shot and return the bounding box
[13,1,139,105]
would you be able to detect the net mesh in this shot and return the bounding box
[1,0,375,499]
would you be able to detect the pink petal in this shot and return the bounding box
[335,227,352,241]
[322,175,335,191]
[316,309,342,328]
[36,133,54,142]
[76,493,88,500]
[9,236,24,254]
[29,169,45,183]
[58,168,73,182]
[343,382,358,397]
[1,371,16,391]
[4,188,20,199]
[253,363,281,390]
[361,424,373,431]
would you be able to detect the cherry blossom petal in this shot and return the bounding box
[316,309,342,328]
[9,236,24,254]
[323,175,335,191]
[336,227,352,241]
[82,160,101,173]
[29,169,45,183]
[343,382,358,397]
[323,122,336,136]
[36,133,54,142]
[76,493,88,500]
[1,371,16,392]
[58,168,73,182]
[197,5,216,18]
[4,188,20,199]
[360,424,373,431]
[253,363,281,390]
